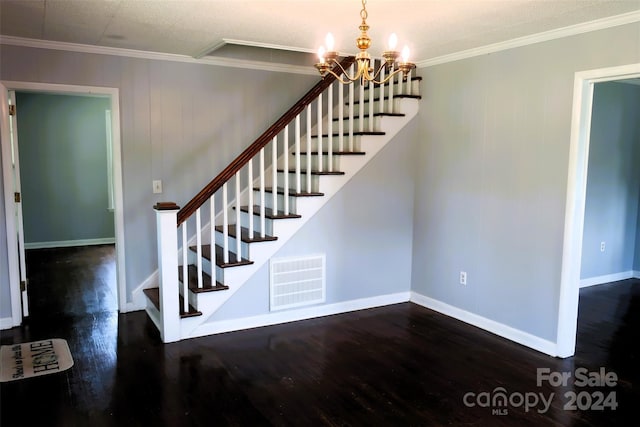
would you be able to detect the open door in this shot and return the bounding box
[0,85,29,322]
[7,91,29,317]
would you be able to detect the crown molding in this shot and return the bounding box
[0,35,317,76]
[417,10,640,68]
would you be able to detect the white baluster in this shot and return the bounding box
[235,172,241,260]
[181,223,188,313]
[247,159,253,238]
[348,64,354,152]
[317,93,323,172]
[389,65,395,113]
[368,76,374,132]
[295,115,301,194]
[272,136,278,214]
[306,104,312,193]
[358,79,364,133]
[339,78,344,153]
[196,208,203,289]
[380,66,386,113]
[210,194,215,262]
[405,69,412,95]
[222,183,229,264]
[328,83,333,172]
[259,148,266,238]
[283,125,290,215]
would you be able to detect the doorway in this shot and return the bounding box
[1,81,126,325]
[557,63,640,358]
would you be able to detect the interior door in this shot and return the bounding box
[7,90,29,317]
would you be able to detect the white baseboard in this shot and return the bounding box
[25,237,116,250]
[187,292,411,339]
[0,317,15,330]
[409,291,557,357]
[579,270,637,288]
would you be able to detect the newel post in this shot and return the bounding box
[154,202,181,343]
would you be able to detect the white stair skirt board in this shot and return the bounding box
[579,271,638,288]
[177,98,420,340]
[410,291,558,357]
[187,292,410,339]
[24,237,116,250]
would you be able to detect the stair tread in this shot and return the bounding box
[277,168,345,176]
[178,264,229,293]
[255,187,324,197]
[143,287,202,318]
[214,224,277,243]
[298,151,366,156]
[311,131,385,138]
[348,94,422,105]
[332,112,406,121]
[238,205,302,219]
[193,244,254,268]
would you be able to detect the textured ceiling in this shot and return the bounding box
[1,0,639,63]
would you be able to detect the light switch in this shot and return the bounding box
[153,180,162,194]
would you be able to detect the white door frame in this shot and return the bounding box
[557,63,640,358]
[1,81,127,322]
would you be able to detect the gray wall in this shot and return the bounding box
[0,145,12,320]
[16,92,115,245]
[636,196,640,270]
[580,82,640,279]
[210,120,417,321]
[411,23,640,342]
[0,45,315,307]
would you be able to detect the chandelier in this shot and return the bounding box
[314,0,416,84]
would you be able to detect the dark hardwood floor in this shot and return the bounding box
[1,247,637,426]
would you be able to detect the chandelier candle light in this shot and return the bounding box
[315,0,415,84]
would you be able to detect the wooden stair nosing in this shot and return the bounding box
[237,205,302,219]
[297,151,366,156]
[143,287,202,318]
[347,94,422,105]
[254,186,324,197]
[178,264,229,293]
[331,112,406,122]
[311,131,385,138]
[192,244,254,268]
[214,224,277,243]
[277,168,345,176]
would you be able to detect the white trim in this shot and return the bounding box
[0,36,316,76]
[187,292,410,339]
[0,317,14,330]
[124,271,159,313]
[0,81,128,316]
[558,63,640,358]
[410,292,557,357]
[0,83,23,327]
[24,238,115,250]
[580,271,636,288]
[417,11,640,68]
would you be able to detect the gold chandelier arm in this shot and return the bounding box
[324,68,358,84]
[371,67,404,85]
[329,58,362,82]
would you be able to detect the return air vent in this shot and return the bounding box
[270,255,326,311]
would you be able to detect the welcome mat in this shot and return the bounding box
[0,339,74,382]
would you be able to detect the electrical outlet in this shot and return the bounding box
[600,241,606,252]
[153,180,163,194]
[460,271,467,286]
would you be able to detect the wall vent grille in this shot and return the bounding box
[270,254,326,311]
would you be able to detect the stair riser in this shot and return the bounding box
[293,153,344,171]
[328,116,382,133]
[276,172,320,193]
[253,190,298,212]
[348,98,409,116]
[306,137,363,153]
[214,233,250,260]
[237,210,275,235]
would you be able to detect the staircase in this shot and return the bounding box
[145,57,421,342]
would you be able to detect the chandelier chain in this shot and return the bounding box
[360,0,368,21]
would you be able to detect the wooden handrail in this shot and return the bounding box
[177,56,356,225]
